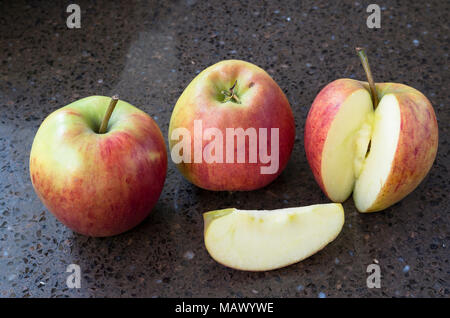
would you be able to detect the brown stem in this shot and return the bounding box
[356,48,379,108]
[98,95,119,134]
[222,80,241,104]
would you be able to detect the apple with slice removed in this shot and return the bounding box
[305,49,438,212]
[203,203,344,271]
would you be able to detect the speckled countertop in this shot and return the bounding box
[0,0,448,298]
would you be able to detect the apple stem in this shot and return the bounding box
[98,95,119,134]
[222,80,241,104]
[356,48,379,109]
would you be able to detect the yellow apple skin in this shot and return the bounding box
[168,60,295,191]
[360,83,438,212]
[305,79,438,212]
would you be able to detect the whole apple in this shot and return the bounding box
[30,96,167,236]
[168,60,295,191]
[304,49,438,212]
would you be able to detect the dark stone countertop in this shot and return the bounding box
[0,0,448,298]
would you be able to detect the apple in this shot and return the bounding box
[30,96,167,236]
[203,203,344,271]
[168,59,295,191]
[305,49,438,212]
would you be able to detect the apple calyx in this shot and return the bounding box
[221,80,241,104]
[356,47,379,109]
[98,95,119,134]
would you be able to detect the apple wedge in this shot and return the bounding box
[203,203,344,271]
[305,49,438,212]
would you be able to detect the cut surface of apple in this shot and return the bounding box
[353,94,401,212]
[203,203,344,271]
[321,88,373,202]
[321,90,401,209]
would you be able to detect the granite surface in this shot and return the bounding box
[0,0,448,298]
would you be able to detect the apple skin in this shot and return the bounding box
[360,82,438,211]
[168,60,295,191]
[30,96,167,237]
[305,79,438,211]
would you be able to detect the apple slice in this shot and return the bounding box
[203,203,344,271]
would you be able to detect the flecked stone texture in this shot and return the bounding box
[0,0,448,297]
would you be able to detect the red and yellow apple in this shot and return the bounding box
[30,96,167,236]
[168,60,295,191]
[204,203,344,271]
[305,49,438,212]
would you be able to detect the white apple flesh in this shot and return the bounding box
[353,93,401,211]
[203,203,344,271]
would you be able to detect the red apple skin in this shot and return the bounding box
[30,97,167,237]
[169,60,295,191]
[364,83,438,211]
[304,79,365,199]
